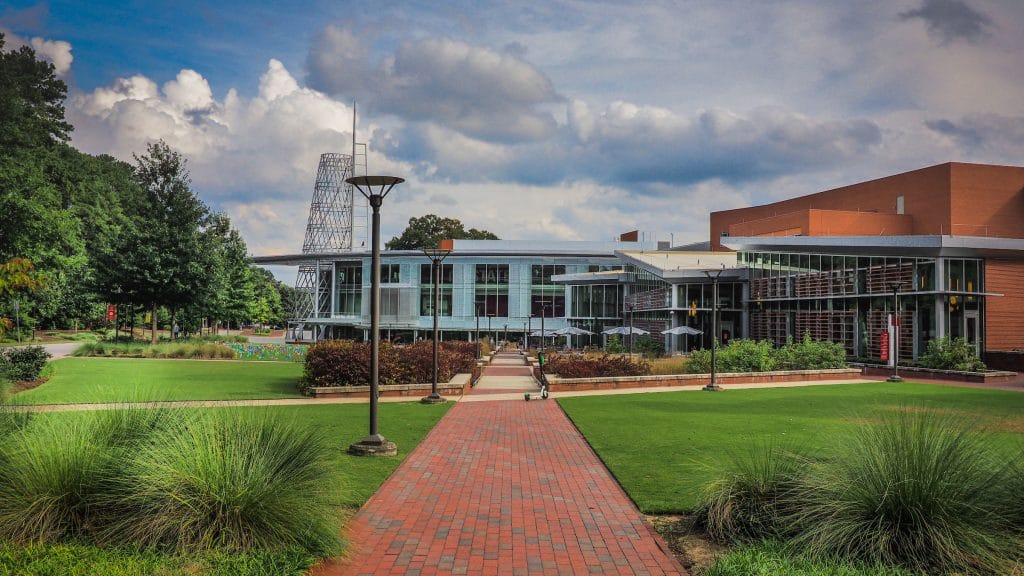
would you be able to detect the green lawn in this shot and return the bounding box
[559,382,1024,513]
[0,401,450,575]
[15,358,304,404]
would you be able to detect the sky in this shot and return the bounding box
[3,0,1023,282]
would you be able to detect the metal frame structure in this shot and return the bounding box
[290,107,368,341]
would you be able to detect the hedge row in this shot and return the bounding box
[543,353,651,378]
[302,339,477,389]
[687,335,846,373]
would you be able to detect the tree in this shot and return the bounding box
[0,33,72,150]
[385,214,498,250]
[0,257,44,339]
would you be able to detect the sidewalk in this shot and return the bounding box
[317,353,685,575]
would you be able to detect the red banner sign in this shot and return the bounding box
[879,332,889,362]
[107,305,116,321]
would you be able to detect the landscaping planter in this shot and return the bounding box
[853,363,1018,384]
[545,368,863,391]
[309,373,473,398]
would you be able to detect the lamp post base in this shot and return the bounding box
[420,393,447,404]
[703,383,723,391]
[348,435,397,457]
[886,375,904,382]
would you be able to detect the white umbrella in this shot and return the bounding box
[601,326,650,336]
[661,326,704,336]
[554,326,594,336]
[530,329,558,337]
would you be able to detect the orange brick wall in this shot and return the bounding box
[951,164,1024,238]
[985,259,1024,352]
[711,163,954,250]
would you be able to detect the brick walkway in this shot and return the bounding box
[321,353,684,575]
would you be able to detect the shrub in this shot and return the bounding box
[543,353,651,378]
[0,345,51,381]
[693,444,801,544]
[605,335,625,353]
[101,412,339,555]
[72,342,237,360]
[303,339,477,388]
[687,339,777,373]
[919,336,986,372]
[0,415,112,544]
[788,411,1015,574]
[776,333,847,371]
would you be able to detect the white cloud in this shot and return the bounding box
[308,28,560,142]
[2,28,73,76]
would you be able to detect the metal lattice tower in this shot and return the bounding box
[290,145,368,339]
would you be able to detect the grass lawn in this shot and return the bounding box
[559,382,1024,513]
[15,357,304,404]
[0,401,450,575]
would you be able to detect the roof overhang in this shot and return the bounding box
[253,250,625,266]
[722,235,1024,258]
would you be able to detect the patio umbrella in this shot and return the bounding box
[554,326,594,336]
[661,326,704,335]
[601,326,650,336]
[530,329,558,337]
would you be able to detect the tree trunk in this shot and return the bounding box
[151,302,158,345]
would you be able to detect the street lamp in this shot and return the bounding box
[702,265,726,391]
[626,302,634,355]
[888,281,906,382]
[475,312,481,359]
[421,248,451,404]
[346,175,404,457]
[487,313,494,353]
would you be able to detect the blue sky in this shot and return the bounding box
[3,0,1023,280]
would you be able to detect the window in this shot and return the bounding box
[380,264,400,284]
[419,263,453,285]
[531,264,566,284]
[334,263,362,316]
[531,294,565,317]
[475,264,510,317]
[419,288,453,316]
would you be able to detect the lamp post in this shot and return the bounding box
[887,281,906,382]
[475,312,481,359]
[626,302,634,356]
[346,175,403,457]
[487,313,494,352]
[702,266,725,391]
[421,248,451,404]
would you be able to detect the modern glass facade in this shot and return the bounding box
[739,251,985,359]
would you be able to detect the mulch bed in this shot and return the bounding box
[10,378,47,395]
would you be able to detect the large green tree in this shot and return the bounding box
[386,214,499,250]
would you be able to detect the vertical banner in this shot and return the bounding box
[107,305,116,321]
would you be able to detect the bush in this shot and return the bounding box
[0,408,339,558]
[101,412,339,555]
[302,339,477,389]
[687,339,777,373]
[73,342,237,360]
[776,334,847,371]
[694,444,801,544]
[0,415,113,544]
[0,345,51,381]
[788,411,1015,574]
[919,336,986,372]
[543,353,651,378]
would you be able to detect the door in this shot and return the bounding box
[964,311,979,356]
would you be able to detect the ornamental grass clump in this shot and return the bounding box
[101,411,339,555]
[788,411,1015,574]
[0,415,112,544]
[693,444,802,544]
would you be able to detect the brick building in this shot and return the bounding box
[711,162,1024,366]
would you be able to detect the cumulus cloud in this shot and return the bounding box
[1,28,73,76]
[900,0,993,44]
[308,26,560,142]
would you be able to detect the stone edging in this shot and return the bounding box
[310,373,473,398]
[544,368,863,391]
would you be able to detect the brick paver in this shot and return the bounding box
[322,354,685,575]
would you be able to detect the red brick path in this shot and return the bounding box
[323,356,685,575]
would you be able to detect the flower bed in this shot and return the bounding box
[224,342,307,362]
[302,339,477,390]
